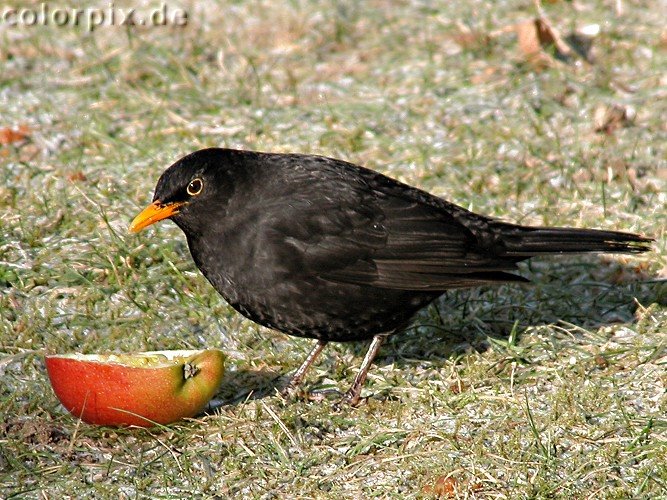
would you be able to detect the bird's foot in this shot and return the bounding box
[333,333,386,409]
[280,384,368,408]
[331,387,368,410]
[279,382,307,401]
[341,389,360,407]
[280,385,344,404]
[308,388,344,402]
[305,387,368,409]
[279,340,328,402]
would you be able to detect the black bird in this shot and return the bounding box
[130,148,652,405]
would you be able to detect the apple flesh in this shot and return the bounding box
[45,349,225,427]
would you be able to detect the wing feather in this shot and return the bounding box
[260,155,523,290]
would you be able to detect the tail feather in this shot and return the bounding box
[496,224,653,257]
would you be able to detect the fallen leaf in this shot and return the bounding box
[609,262,653,284]
[523,154,542,169]
[0,126,30,145]
[594,104,636,134]
[470,66,498,85]
[449,380,469,394]
[572,168,592,184]
[516,19,547,63]
[422,475,458,497]
[67,171,87,182]
[605,158,627,182]
[516,17,573,67]
[451,21,491,51]
[594,354,609,369]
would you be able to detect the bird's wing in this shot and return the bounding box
[319,193,526,290]
[264,169,525,291]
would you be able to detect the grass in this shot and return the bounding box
[1,0,666,497]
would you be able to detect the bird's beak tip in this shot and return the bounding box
[129,200,182,233]
[128,221,143,233]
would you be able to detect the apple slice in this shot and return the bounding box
[45,349,225,427]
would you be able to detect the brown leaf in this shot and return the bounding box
[594,104,636,134]
[572,168,592,184]
[594,354,609,369]
[422,475,458,497]
[0,126,30,145]
[609,261,653,284]
[67,171,87,182]
[516,19,545,58]
[451,22,491,50]
[516,17,574,67]
[449,380,469,394]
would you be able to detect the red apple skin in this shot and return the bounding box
[45,350,225,427]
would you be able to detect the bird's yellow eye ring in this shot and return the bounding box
[187,178,203,196]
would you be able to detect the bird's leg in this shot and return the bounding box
[342,334,388,407]
[281,340,328,397]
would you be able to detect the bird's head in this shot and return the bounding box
[129,148,240,235]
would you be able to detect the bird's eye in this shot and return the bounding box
[187,178,203,196]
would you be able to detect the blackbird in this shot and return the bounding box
[130,148,652,405]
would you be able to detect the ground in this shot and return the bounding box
[1,0,666,498]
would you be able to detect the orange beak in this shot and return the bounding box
[129,200,185,233]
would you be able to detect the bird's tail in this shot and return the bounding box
[494,223,653,257]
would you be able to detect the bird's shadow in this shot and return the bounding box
[367,256,664,368]
[205,257,664,409]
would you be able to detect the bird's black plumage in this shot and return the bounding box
[131,148,652,402]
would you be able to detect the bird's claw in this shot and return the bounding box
[279,385,366,408]
[331,389,368,410]
[308,388,343,402]
[279,383,306,401]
